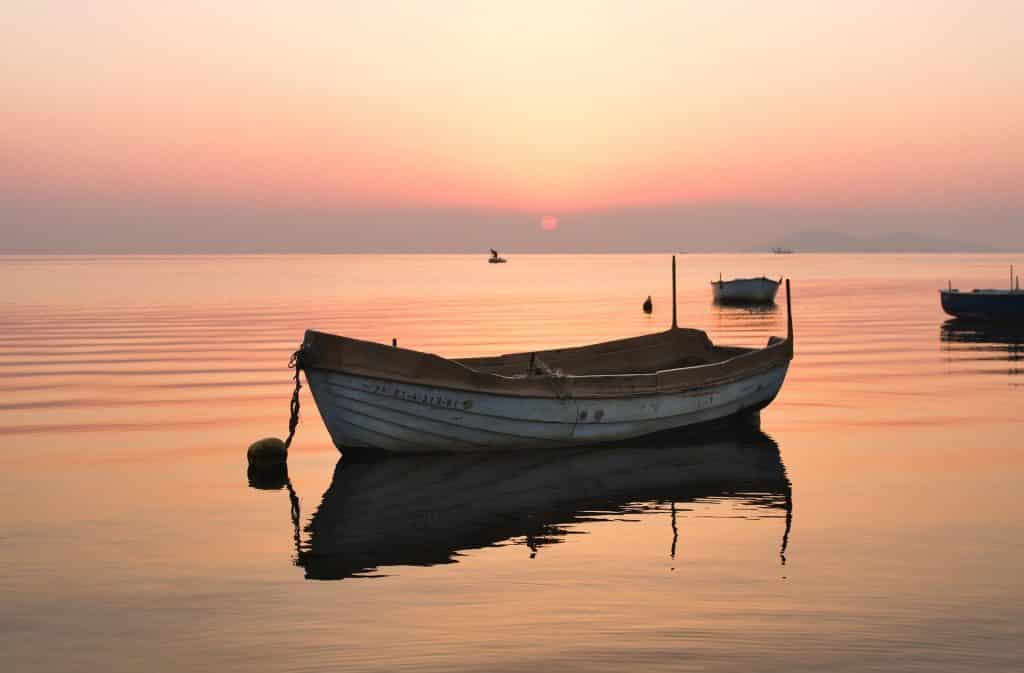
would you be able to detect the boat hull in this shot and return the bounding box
[712,278,780,304]
[940,290,1024,322]
[305,363,790,454]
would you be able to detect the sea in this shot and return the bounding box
[1,253,1022,672]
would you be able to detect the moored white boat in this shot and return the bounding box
[712,276,781,305]
[297,263,795,454]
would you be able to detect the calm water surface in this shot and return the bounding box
[1,254,1022,672]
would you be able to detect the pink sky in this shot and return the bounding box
[2,2,1022,251]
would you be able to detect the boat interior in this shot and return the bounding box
[454,328,755,378]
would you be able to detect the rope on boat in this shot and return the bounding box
[528,354,572,400]
[284,348,305,450]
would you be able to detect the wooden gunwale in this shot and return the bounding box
[301,328,793,400]
[710,276,781,286]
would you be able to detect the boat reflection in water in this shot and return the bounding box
[713,302,782,349]
[713,302,779,325]
[940,319,1023,377]
[290,426,792,580]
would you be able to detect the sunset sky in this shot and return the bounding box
[3,2,1022,252]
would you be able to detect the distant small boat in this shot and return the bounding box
[488,249,507,264]
[772,248,794,255]
[712,276,781,305]
[642,296,653,313]
[941,266,1023,322]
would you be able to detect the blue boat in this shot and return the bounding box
[940,266,1023,322]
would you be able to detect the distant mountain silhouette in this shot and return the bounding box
[758,229,993,253]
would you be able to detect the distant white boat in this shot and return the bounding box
[772,248,794,255]
[712,276,781,305]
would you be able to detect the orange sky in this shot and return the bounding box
[2,2,1023,250]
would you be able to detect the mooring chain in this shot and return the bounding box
[284,348,305,449]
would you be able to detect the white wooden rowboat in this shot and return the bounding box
[299,262,794,454]
[712,276,781,304]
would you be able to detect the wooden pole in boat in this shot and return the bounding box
[786,276,794,346]
[671,255,678,329]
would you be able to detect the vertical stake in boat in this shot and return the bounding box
[671,255,678,329]
[786,278,793,345]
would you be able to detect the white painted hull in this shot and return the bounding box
[305,363,789,453]
[712,278,780,304]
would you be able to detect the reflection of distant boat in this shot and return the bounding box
[941,267,1023,321]
[295,426,792,580]
[771,248,794,254]
[488,249,507,264]
[712,276,781,305]
[715,302,779,316]
[940,319,1023,376]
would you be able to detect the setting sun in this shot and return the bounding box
[540,215,559,231]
